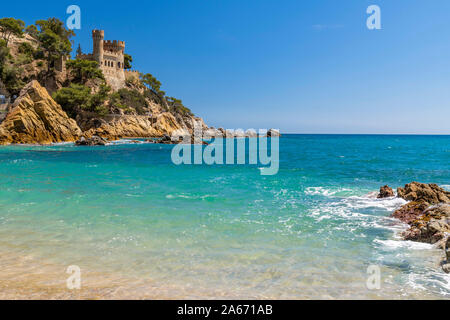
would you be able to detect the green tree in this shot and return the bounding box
[166,96,193,116]
[111,88,148,115]
[53,83,110,118]
[85,84,110,115]
[0,39,9,73]
[66,59,104,84]
[0,18,25,46]
[25,24,39,38]
[76,44,82,57]
[36,18,74,72]
[1,64,24,95]
[0,39,24,96]
[52,84,90,118]
[140,73,162,94]
[124,54,132,69]
[18,42,35,57]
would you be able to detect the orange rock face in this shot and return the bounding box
[82,112,186,141]
[397,182,450,204]
[0,81,82,145]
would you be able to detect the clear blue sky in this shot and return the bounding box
[3,0,450,133]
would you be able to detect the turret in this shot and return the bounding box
[92,30,104,65]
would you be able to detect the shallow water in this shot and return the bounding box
[0,135,449,299]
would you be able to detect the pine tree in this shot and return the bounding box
[76,43,82,57]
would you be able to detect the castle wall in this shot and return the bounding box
[124,70,140,82]
[82,30,128,91]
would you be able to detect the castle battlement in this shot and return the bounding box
[92,29,104,38]
[87,30,127,90]
[104,40,125,47]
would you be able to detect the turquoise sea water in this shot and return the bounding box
[0,135,449,298]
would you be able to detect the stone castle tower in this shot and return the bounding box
[92,30,105,64]
[92,29,126,90]
[77,30,138,90]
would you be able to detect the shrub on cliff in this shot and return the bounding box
[1,64,25,95]
[85,84,110,116]
[166,96,193,117]
[0,18,25,46]
[140,73,163,96]
[66,59,104,84]
[110,88,148,115]
[0,40,9,73]
[18,42,35,58]
[53,84,90,118]
[16,42,35,65]
[25,25,39,39]
[53,83,109,118]
[0,39,24,96]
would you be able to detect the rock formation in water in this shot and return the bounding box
[387,182,450,273]
[0,81,82,145]
[75,135,107,146]
[397,182,450,204]
[377,185,394,198]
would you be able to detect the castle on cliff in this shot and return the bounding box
[77,30,139,90]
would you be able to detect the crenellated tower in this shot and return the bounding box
[92,30,104,65]
[85,30,127,90]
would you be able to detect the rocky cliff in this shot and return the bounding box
[1,27,218,143]
[81,112,198,140]
[0,81,81,144]
[0,80,210,144]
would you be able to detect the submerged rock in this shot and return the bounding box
[75,135,107,146]
[442,264,450,274]
[146,134,208,145]
[377,185,394,198]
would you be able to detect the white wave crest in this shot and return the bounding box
[304,186,353,197]
[374,239,433,250]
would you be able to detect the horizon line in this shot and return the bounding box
[280,133,450,136]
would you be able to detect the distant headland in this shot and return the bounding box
[0,17,278,145]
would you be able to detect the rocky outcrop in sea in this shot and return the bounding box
[384,182,450,273]
[75,135,107,146]
[0,81,82,145]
